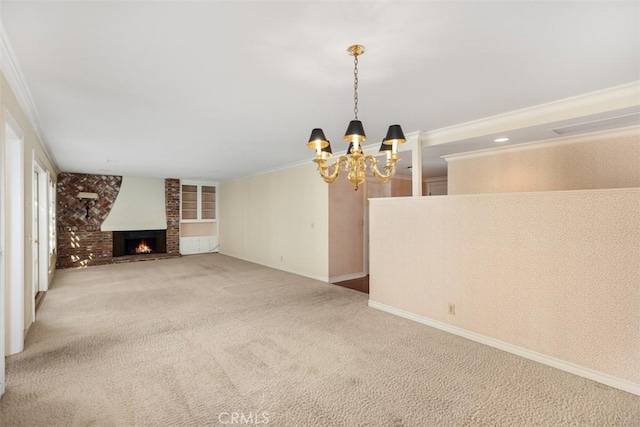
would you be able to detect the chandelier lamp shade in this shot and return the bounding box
[307,44,406,190]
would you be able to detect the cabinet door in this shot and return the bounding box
[181,185,198,220]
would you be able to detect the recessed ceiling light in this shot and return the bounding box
[494,137,510,143]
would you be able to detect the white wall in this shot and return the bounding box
[219,164,329,281]
[101,176,167,231]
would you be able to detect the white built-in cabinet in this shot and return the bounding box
[180,181,219,255]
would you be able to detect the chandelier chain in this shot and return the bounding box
[353,54,359,119]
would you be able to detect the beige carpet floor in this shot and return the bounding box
[1,254,638,426]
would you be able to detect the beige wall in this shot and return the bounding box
[369,189,640,387]
[328,176,365,279]
[391,176,412,197]
[181,222,217,238]
[2,70,58,347]
[219,164,329,281]
[391,176,439,197]
[447,128,640,195]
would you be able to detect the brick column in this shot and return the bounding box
[165,178,180,255]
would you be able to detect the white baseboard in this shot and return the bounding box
[368,300,640,396]
[218,251,329,283]
[329,272,366,283]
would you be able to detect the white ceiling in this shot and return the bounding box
[1,1,639,181]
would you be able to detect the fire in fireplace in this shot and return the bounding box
[134,240,153,254]
[112,230,167,257]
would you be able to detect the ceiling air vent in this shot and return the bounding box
[551,112,640,136]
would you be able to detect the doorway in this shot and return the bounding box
[4,110,25,360]
[0,111,5,396]
[2,109,26,396]
[32,158,49,321]
[32,168,39,316]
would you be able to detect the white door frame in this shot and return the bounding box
[31,155,49,322]
[4,108,25,357]
[40,173,49,290]
[47,174,56,276]
[0,106,6,396]
[32,166,39,322]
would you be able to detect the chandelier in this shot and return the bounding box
[307,45,406,190]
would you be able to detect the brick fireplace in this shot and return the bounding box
[56,174,180,268]
[112,230,167,257]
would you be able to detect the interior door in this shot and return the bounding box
[0,128,6,396]
[32,169,40,310]
[5,114,25,356]
[38,169,49,293]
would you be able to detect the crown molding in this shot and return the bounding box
[0,24,57,168]
[442,124,640,162]
[222,134,421,184]
[221,156,316,184]
[226,83,638,182]
[424,175,447,183]
[422,81,640,147]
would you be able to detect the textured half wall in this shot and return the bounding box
[446,128,640,195]
[219,164,329,281]
[57,173,122,268]
[369,189,640,386]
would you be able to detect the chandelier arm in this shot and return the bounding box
[314,156,348,184]
[364,155,397,184]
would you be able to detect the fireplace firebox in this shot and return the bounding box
[112,230,167,257]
